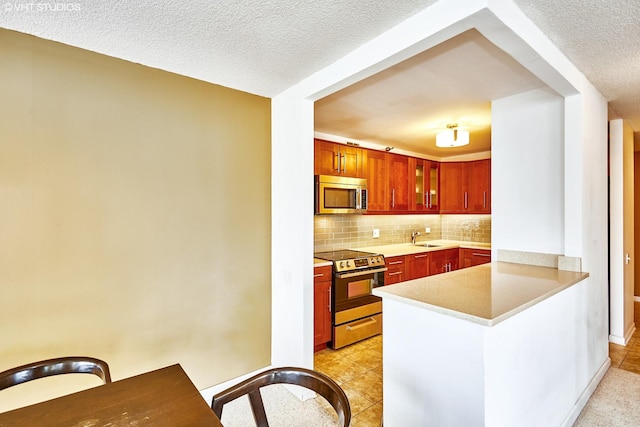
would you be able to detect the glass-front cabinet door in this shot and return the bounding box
[427,160,439,211]
[414,159,439,212]
[415,161,425,209]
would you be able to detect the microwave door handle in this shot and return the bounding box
[356,188,361,210]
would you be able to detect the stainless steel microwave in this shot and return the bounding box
[315,175,367,215]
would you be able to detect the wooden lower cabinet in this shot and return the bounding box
[429,248,459,275]
[382,248,491,287]
[314,265,332,352]
[384,255,406,285]
[406,252,429,280]
[460,248,492,268]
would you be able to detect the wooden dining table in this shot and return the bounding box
[0,363,223,426]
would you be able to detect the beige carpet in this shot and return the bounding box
[218,367,640,426]
[574,367,640,426]
[218,384,338,427]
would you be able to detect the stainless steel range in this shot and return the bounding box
[314,250,387,349]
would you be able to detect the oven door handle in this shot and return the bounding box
[335,267,388,279]
[346,317,377,331]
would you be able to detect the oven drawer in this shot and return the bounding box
[334,301,382,325]
[333,313,382,349]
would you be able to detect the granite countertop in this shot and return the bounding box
[355,240,491,257]
[372,262,588,327]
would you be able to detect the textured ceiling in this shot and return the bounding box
[513,0,640,131]
[314,30,546,158]
[0,0,437,97]
[1,0,639,155]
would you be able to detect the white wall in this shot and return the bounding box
[271,92,315,371]
[271,0,609,405]
[609,119,636,344]
[492,88,564,254]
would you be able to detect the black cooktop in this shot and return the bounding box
[314,250,378,262]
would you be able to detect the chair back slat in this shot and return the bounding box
[247,389,268,427]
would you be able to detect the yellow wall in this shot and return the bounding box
[0,29,271,406]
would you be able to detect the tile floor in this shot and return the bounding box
[314,335,383,426]
[315,302,640,426]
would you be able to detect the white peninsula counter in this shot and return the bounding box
[373,262,590,427]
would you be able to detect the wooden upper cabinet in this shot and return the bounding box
[440,159,491,213]
[364,150,410,212]
[315,140,487,215]
[387,153,410,211]
[467,160,491,213]
[365,149,388,212]
[440,162,466,212]
[314,139,365,178]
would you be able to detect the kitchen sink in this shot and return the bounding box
[421,244,441,247]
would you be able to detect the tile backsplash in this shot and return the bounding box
[314,214,491,252]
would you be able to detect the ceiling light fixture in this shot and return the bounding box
[436,123,469,148]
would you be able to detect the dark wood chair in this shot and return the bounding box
[0,356,111,391]
[211,366,350,427]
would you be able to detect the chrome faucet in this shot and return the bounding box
[411,231,421,245]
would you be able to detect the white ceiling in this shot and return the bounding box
[1,0,639,156]
[314,29,546,158]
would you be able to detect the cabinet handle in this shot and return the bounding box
[414,254,428,259]
[388,271,403,276]
[334,153,340,172]
[472,253,491,257]
[424,192,427,207]
[388,261,403,265]
[483,191,486,209]
[428,192,432,208]
[340,153,346,174]
[392,189,395,208]
[464,192,468,209]
[313,273,324,278]
[328,288,331,312]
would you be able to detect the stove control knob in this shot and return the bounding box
[338,261,344,269]
[346,261,351,267]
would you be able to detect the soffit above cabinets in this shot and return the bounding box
[314,29,547,159]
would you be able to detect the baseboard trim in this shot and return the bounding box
[560,357,611,427]
[625,324,636,344]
